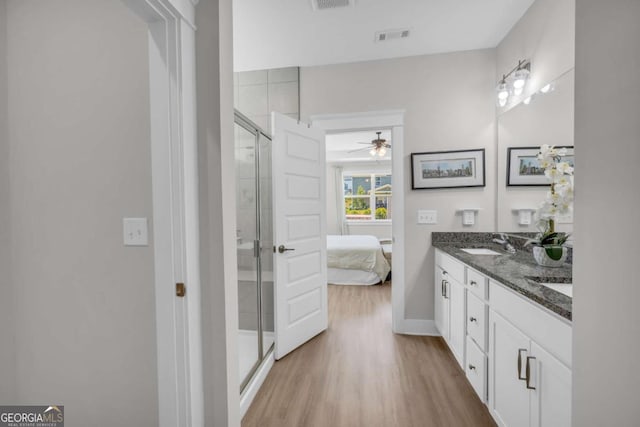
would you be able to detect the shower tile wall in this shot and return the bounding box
[234,67,300,135]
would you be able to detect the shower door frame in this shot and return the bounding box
[235,110,275,393]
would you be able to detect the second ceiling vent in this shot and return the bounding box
[311,0,353,11]
[375,29,411,42]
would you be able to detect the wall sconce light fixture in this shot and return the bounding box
[496,59,531,107]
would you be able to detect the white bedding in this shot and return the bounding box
[327,235,391,285]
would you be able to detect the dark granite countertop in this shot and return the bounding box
[432,238,573,322]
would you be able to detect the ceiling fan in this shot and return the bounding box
[347,131,391,157]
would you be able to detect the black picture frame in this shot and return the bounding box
[506,146,574,186]
[411,149,486,190]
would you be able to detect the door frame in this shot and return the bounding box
[122,1,203,426]
[310,110,408,334]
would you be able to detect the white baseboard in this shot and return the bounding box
[395,319,440,336]
[240,349,274,419]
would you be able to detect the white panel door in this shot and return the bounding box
[272,113,327,360]
[529,341,572,427]
[489,310,531,427]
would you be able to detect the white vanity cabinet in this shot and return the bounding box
[489,282,572,427]
[434,249,572,427]
[435,252,466,368]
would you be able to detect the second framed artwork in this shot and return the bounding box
[411,149,486,190]
[507,146,574,186]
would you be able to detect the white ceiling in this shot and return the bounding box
[233,0,535,71]
[326,130,392,162]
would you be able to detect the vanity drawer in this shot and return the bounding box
[465,335,487,403]
[466,268,488,300]
[466,292,487,351]
[436,251,465,284]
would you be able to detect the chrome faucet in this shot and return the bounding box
[493,233,516,254]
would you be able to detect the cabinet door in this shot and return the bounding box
[448,278,465,367]
[489,310,530,427]
[434,267,449,341]
[529,342,572,427]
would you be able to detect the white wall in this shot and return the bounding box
[495,0,575,233]
[196,0,241,425]
[301,50,496,320]
[573,1,640,424]
[5,0,158,424]
[0,0,15,404]
[326,160,392,240]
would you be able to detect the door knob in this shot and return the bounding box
[278,245,295,254]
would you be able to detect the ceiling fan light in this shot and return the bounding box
[540,83,553,93]
[369,148,377,156]
[378,147,387,157]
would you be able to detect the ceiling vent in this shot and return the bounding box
[311,0,353,11]
[375,29,411,42]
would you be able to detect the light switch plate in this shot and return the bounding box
[418,210,437,224]
[123,218,149,246]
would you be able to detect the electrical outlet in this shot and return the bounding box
[418,210,437,224]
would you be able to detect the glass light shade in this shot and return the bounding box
[378,147,387,157]
[369,148,377,156]
[512,67,529,89]
[496,81,509,100]
[523,95,533,105]
[540,83,553,93]
[513,86,524,96]
[498,97,507,107]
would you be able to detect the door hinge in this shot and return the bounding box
[176,282,186,297]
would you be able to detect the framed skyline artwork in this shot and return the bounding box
[411,149,486,190]
[507,146,574,186]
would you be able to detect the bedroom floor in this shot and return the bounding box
[242,283,496,427]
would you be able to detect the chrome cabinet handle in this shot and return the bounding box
[278,245,295,253]
[444,281,449,299]
[469,317,477,323]
[526,356,536,390]
[441,279,446,297]
[517,349,527,380]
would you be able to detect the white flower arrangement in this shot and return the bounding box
[523,145,574,263]
[536,144,574,232]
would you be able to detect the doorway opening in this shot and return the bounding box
[325,129,393,294]
[311,110,406,333]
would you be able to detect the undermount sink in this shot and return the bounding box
[461,248,502,256]
[526,276,573,298]
[540,282,573,298]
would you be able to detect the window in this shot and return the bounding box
[343,173,392,221]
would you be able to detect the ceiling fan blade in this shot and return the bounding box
[356,142,372,145]
[347,147,372,154]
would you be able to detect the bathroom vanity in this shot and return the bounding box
[432,233,572,427]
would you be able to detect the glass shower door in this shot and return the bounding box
[258,134,275,355]
[234,122,261,390]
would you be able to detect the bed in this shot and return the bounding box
[327,235,391,285]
